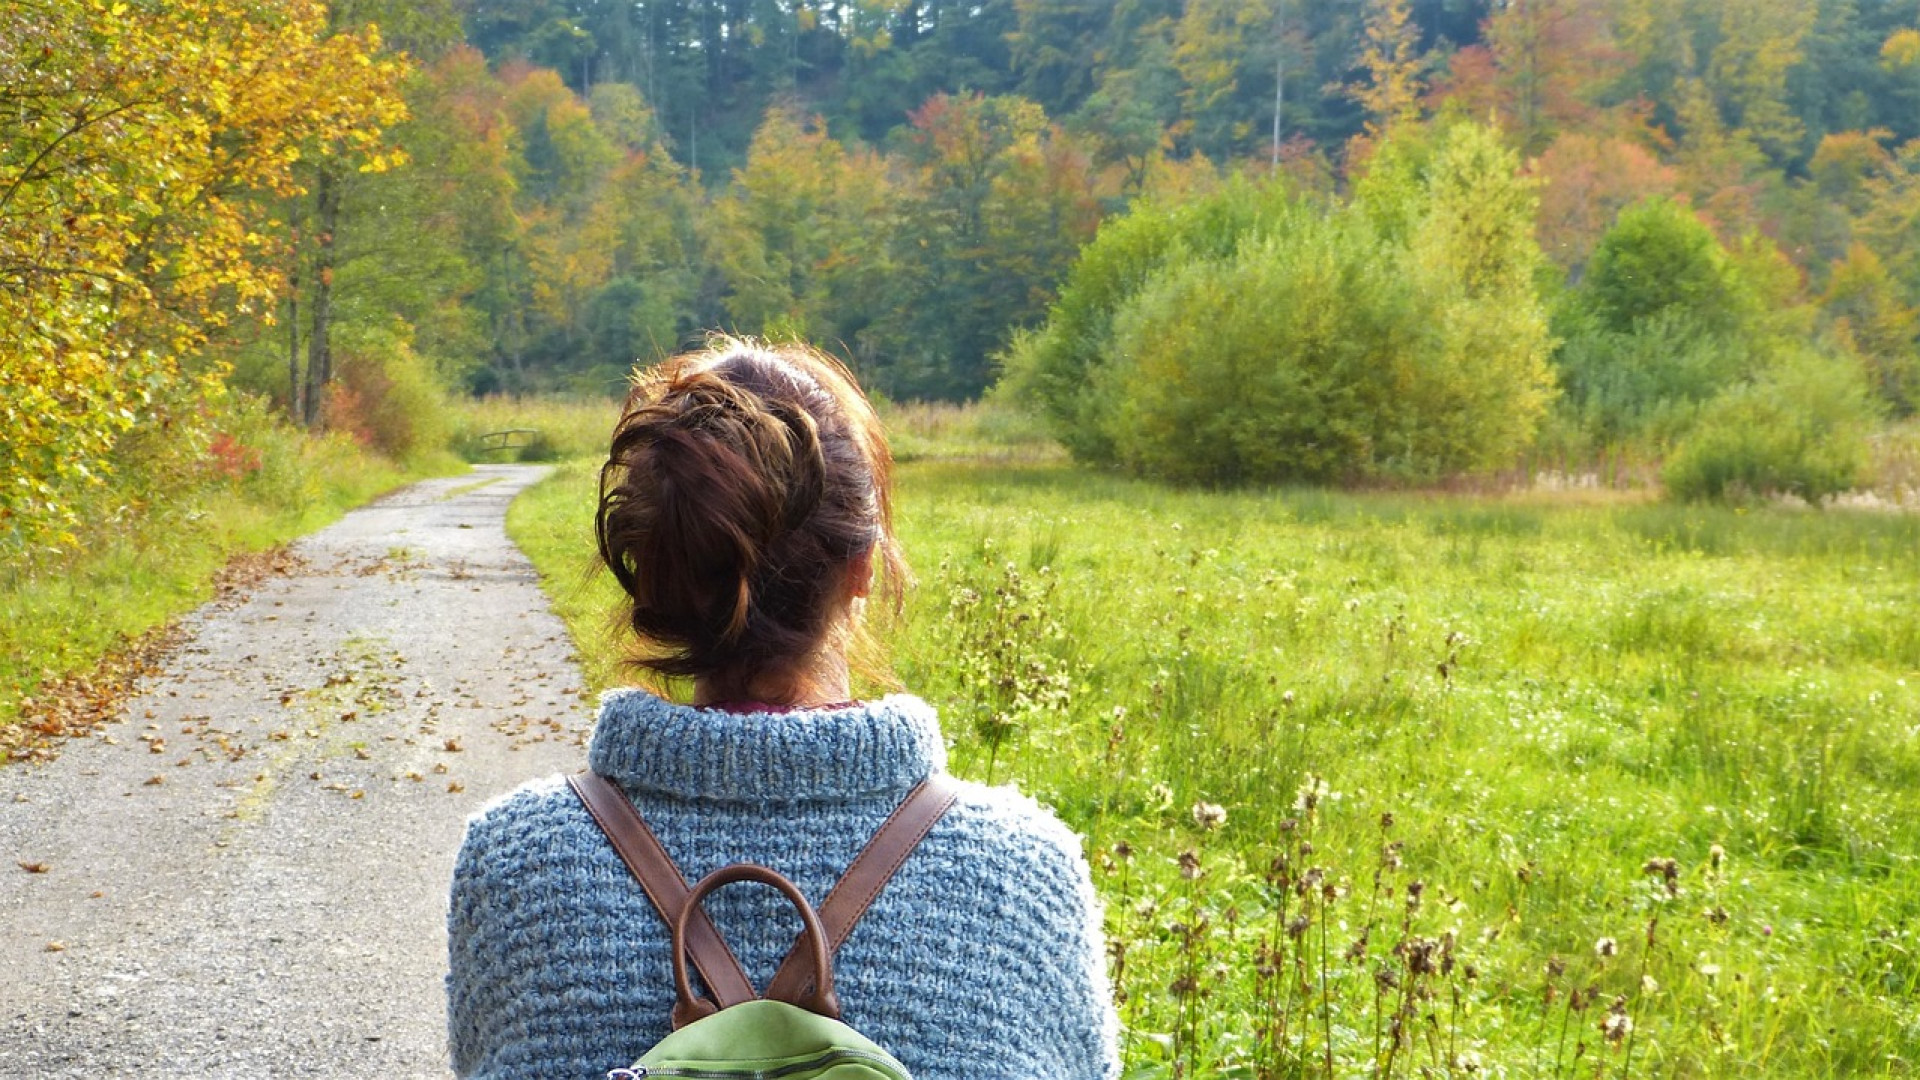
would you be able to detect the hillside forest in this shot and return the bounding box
[5,0,1920,542]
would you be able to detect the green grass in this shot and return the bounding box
[509,455,1920,1079]
[1,411,458,731]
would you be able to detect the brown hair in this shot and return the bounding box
[595,339,906,692]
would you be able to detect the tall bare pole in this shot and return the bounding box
[1271,4,1285,169]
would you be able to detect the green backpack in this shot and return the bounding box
[568,773,958,1080]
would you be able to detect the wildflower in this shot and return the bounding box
[1281,690,1295,707]
[1704,905,1729,927]
[1641,974,1659,994]
[1709,843,1726,871]
[1293,773,1329,816]
[1697,955,1721,980]
[1190,801,1227,831]
[1595,936,1618,959]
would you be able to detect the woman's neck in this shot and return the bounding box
[693,650,851,710]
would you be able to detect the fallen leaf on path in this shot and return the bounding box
[144,776,164,786]
[45,942,65,953]
[18,861,50,874]
[447,781,465,793]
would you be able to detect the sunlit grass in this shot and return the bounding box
[511,449,1920,1078]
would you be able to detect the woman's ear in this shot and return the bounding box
[846,546,875,600]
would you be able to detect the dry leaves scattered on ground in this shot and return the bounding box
[2,547,303,765]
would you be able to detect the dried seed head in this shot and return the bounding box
[1708,843,1725,871]
[1546,954,1567,977]
[1169,974,1199,998]
[1112,841,1134,862]
[1642,857,1681,896]
[1286,913,1311,939]
[1177,849,1204,880]
[1602,997,1632,1044]
[1595,936,1618,959]
[1704,905,1729,927]
[1379,811,1395,830]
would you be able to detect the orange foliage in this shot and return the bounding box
[1531,133,1679,272]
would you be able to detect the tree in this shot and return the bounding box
[708,106,898,355]
[1704,0,1816,165]
[0,0,407,540]
[1347,0,1423,145]
[1531,133,1678,275]
[1823,242,1920,415]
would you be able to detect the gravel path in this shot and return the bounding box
[0,465,595,1079]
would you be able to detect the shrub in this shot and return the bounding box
[1025,121,1555,486]
[1664,349,1879,503]
[1581,197,1754,337]
[323,322,448,462]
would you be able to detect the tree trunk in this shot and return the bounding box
[286,256,301,421]
[303,166,340,428]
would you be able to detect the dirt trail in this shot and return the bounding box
[0,465,595,1079]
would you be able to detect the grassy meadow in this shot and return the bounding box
[513,433,1920,1079]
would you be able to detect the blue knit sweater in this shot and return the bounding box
[446,690,1119,1080]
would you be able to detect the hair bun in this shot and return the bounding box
[595,341,906,689]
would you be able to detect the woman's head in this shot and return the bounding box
[595,339,905,697]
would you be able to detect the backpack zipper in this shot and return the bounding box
[621,1047,902,1080]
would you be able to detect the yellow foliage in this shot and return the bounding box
[0,0,410,543]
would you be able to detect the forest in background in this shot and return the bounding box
[7,0,1920,545]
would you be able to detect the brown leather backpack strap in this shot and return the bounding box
[763,773,961,1005]
[565,772,755,1009]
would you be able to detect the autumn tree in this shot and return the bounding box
[1348,0,1423,146]
[0,0,407,541]
[708,107,899,354]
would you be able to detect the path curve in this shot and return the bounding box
[0,465,594,1079]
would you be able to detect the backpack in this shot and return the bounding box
[567,772,959,1080]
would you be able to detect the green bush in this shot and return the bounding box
[1012,121,1555,486]
[1554,309,1756,442]
[1580,196,1754,337]
[1664,349,1879,503]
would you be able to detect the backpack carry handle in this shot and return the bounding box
[670,863,841,1029]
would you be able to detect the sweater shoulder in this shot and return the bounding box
[934,779,1092,879]
[453,775,586,864]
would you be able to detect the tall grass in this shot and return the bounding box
[511,455,1920,1079]
[445,395,622,463]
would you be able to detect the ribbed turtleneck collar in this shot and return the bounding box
[586,689,947,805]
